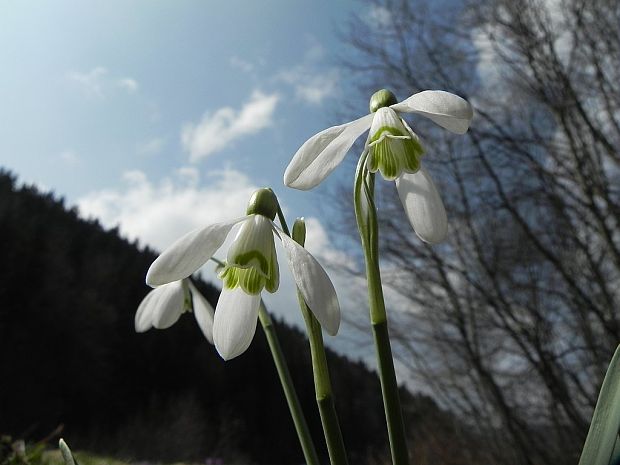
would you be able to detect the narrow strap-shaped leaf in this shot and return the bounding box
[610,435,620,465]
[578,345,620,465]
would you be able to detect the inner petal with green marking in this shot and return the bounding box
[223,214,279,295]
[367,107,424,181]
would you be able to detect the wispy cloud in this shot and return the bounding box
[67,67,108,97]
[60,149,80,166]
[276,39,340,106]
[117,77,139,93]
[279,68,339,106]
[181,90,279,162]
[77,167,258,251]
[137,137,165,156]
[229,56,256,73]
[365,5,392,28]
[67,66,139,97]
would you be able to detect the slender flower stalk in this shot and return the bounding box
[257,302,321,465]
[354,152,409,465]
[285,88,473,464]
[211,256,321,465]
[290,217,349,465]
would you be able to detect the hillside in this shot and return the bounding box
[0,170,478,465]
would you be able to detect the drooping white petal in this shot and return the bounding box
[146,216,247,287]
[213,287,261,360]
[134,281,186,330]
[135,289,157,332]
[391,90,473,134]
[395,165,448,244]
[284,113,374,190]
[188,281,215,344]
[276,231,340,336]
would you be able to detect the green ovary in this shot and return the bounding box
[368,127,424,181]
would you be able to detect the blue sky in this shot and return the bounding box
[1,0,392,356]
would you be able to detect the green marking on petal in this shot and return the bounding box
[368,128,425,181]
[221,266,265,295]
[369,125,408,144]
[220,266,239,289]
[231,250,270,276]
[264,247,279,293]
[239,267,265,295]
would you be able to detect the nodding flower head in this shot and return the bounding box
[145,188,340,360]
[134,278,214,344]
[284,89,473,244]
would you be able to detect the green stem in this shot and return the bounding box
[292,221,349,465]
[209,256,320,465]
[258,302,321,465]
[353,152,410,465]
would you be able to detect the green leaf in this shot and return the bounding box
[578,345,620,465]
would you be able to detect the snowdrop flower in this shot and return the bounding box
[135,278,214,344]
[146,188,340,360]
[284,89,473,244]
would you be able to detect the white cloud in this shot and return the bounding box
[60,149,80,165]
[137,137,165,156]
[229,56,255,73]
[117,78,139,93]
[279,68,339,106]
[67,66,139,98]
[366,5,392,28]
[276,40,340,106]
[77,167,257,251]
[181,90,279,162]
[67,67,108,97]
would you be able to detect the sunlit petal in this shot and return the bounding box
[213,287,261,360]
[276,231,340,335]
[135,289,157,332]
[146,216,247,287]
[146,281,186,329]
[391,90,473,134]
[284,113,374,190]
[395,165,448,244]
[227,215,278,294]
[188,281,215,344]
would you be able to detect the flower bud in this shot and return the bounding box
[246,188,278,220]
[369,89,398,113]
[59,439,76,465]
[292,217,306,247]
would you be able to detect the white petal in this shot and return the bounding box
[135,289,157,332]
[227,215,276,277]
[277,232,340,335]
[139,281,186,330]
[369,107,408,138]
[146,216,246,287]
[213,287,261,360]
[391,90,473,134]
[396,165,448,244]
[188,281,215,344]
[284,113,374,190]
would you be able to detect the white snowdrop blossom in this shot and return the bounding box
[135,278,214,344]
[284,89,473,244]
[146,188,340,360]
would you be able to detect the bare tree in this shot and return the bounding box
[339,0,620,463]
